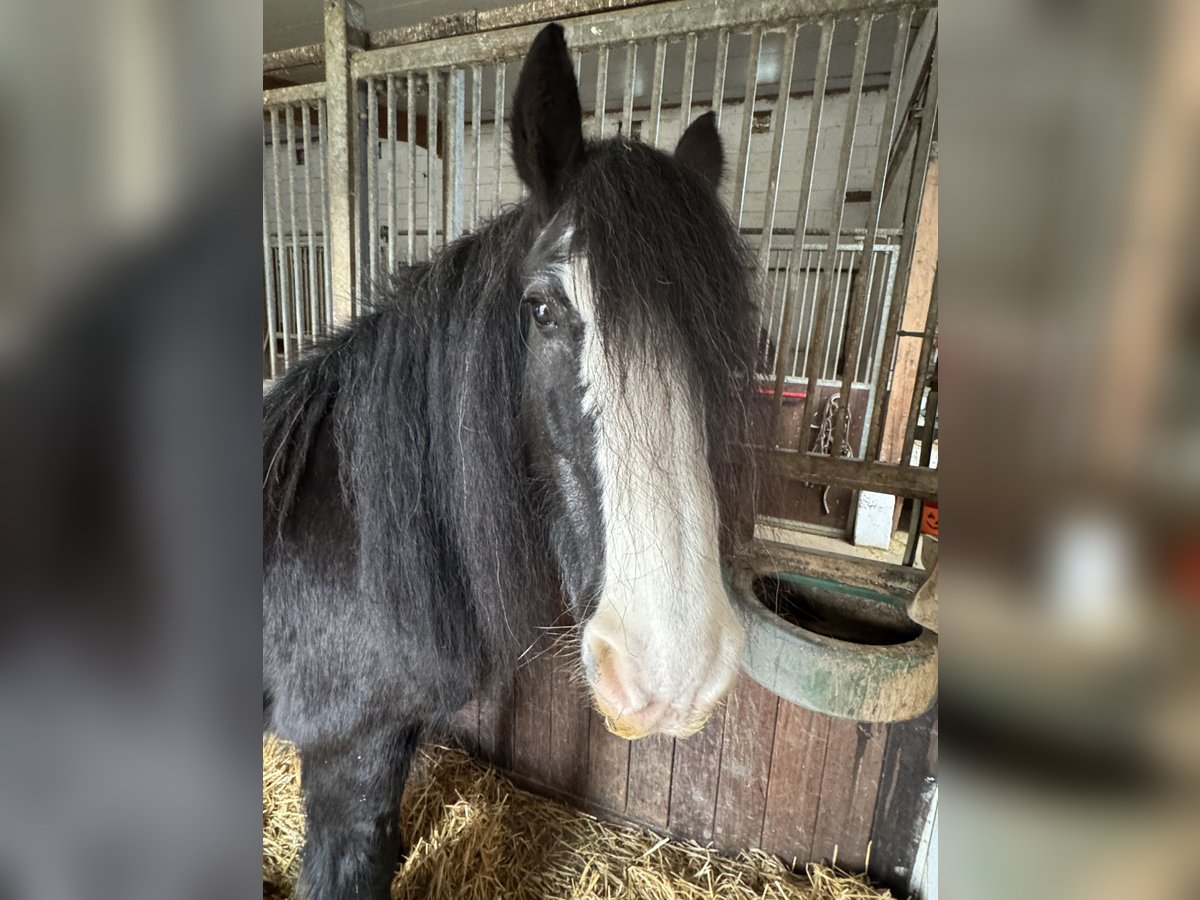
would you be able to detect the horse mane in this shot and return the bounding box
[264,135,758,687]
[265,206,559,684]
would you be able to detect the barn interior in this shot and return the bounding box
[262,0,940,896]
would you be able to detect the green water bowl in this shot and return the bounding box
[725,563,937,722]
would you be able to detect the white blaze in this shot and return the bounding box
[564,256,744,730]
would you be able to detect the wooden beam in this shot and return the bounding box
[880,155,938,463]
[760,449,938,501]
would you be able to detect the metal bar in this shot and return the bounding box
[711,29,729,128]
[730,26,762,225]
[493,60,506,209]
[366,78,380,289]
[407,72,417,263]
[858,246,899,456]
[263,83,327,106]
[902,386,937,566]
[301,101,319,342]
[621,41,637,137]
[318,100,332,327]
[754,21,799,274]
[834,6,913,451]
[798,13,873,442]
[324,0,365,328]
[286,107,306,346]
[426,69,440,256]
[268,109,292,367]
[867,49,937,461]
[351,0,930,80]
[769,16,833,437]
[263,44,324,74]
[594,44,609,136]
[646,37,666,147]
[446,66,465,242]
[900,269,937,465]
[823,250,846,380]
[680,32,697,126]
[261,159,279,379]
[471,63,483,228]
[387,75,398,273]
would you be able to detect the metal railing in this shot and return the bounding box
[262,0,938,509]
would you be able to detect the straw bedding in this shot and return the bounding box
[263,734,895,899]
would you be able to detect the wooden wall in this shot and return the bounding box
[448,652,937,895]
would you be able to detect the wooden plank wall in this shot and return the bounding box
[449,657,937,889]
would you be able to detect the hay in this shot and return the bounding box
[262,735,893,899]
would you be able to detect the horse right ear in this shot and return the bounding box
[511,23,584,220]
[674,111,724,190]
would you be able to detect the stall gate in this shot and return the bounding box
[263,0,937,892]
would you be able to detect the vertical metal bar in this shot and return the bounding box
[268,109,292,367]
[902,386,937,566]
[366,79,379,289]
[852,247,882,379]
[798,14,873,442]
[493,60,506,209]
[867,50,938,461]
[286,105,305,346]
[406,73,417,264]
[262,143,279,379]
[711,30,729,130]
[755,21,799,274]
[318,100,332,327]
[859,246,900,457]
[471,63,483,228]
[594,44,610,137]
[680,32,697,126]
[445,66,465,242]
[646,37,666,147]
[900,269,938,465]
[769,17,833,438]
[426,69,439,257]
[387,75,397,274]
[621,41,637,137]
[301,102,319,342]
[823,250,844,381]
[351,77,369,315]
[792,249,816,379]
[730,26,762,225]
[324,0,365,328]
[834,6,914,451]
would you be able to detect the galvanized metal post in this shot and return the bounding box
[324,0,365,327]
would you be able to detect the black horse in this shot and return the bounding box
[264,23,758,899]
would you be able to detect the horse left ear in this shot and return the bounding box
[674,111,723,190]
[512,23,584,219]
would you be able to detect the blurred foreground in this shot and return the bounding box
[0,0,1196,897]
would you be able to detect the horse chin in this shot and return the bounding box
[593,696,712,741]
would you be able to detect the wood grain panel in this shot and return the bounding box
[712,674,779,851]
[625,734,675,830]
[584,710,630,815]
[761,700,829,867]
[476,674,514,770]
[667,704,726,844]
[547,655,592,799]
[867,703,937,894]
[809,718,889,872]
[510,651,556,789]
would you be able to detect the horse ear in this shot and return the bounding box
[511,23,584,218]
[674,111,723,190]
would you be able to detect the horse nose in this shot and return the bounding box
[582,630,737,740]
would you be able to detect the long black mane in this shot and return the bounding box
[263,135,757,727]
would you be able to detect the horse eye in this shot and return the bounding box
[531,301,556,329]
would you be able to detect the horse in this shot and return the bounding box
[264,23,759,899]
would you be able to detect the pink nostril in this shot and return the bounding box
[587,637,644,717]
